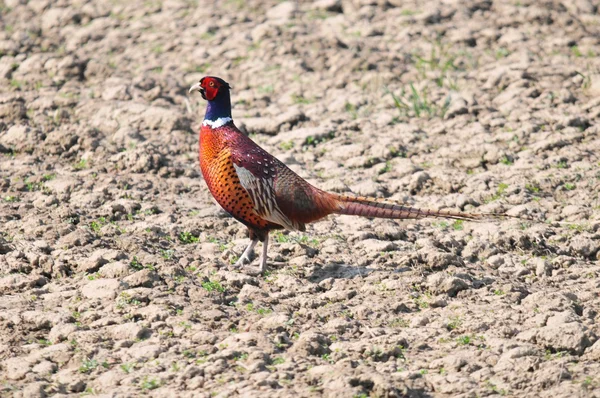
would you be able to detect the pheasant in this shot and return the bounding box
[190,76,498,273]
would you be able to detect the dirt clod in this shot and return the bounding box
[1,0,599,396]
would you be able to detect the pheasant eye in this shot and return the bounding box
[209,81,215,87]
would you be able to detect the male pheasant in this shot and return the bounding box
[190,76,492,273]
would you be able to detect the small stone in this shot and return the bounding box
[3,356,33,380]
[531,258,552,277]
[486,255,505,269]
[266,1,296,21]
[112,127,145,147]
[191,331,218,345]
[0,125,41,147]
[586,339,600,360]
[99,261,130,278]
[21,382,48,398]
[126,344,163,361]
[108,323,151,340]
[311,0,342,12]
[534,323,594,355]
[569,238,599,260]
[238,284,268,302]
[408,171,431,193]
[81,279,123,299]
[412,315,430,327]
[430,297,448,308]
[444,96,468,119]
[48,323,78,343]
[253,313,289,331]
[356,239,397,254]
[32,360,58,375]
[218,270,256,289]
[289,332,330,356]
[427,274,470,297]
[102,83,131,101]
[79,250,110,273]
[133,304,170,322]
[546,310,579,327]
[123,269,160,288]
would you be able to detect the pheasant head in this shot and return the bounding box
[189,76,232,127]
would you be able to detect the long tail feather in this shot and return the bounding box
[331,194,516,222]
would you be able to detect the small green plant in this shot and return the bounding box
[291,94,312,104]
[378,161,393,175]
[456,335,471,345]
[447,316,462,330]
[499,155,513,166]
[73,158,88,170]
[79,358,99,374]
[182,350,196,358]
[130,256,143,271]
[116,292,141,309]
[495,47,510,59]
[563,183,576,190]
[321,353,334,364]
[273,231,290,243]
[234,352,248,361]
[10,79,22,89]
[485,380,508,396]
[3,195,18,203]
[24,179,42,192]
[258,84,274,94]
[256,307,272,316]
[390,318,410,328]
[160,249,174,260]
[388,84,450,119]
[279,141,294,151]
[487,183,509,202]
[89,217,107,234]
[179,231,199,244]
[566,223,588,232]
[120,363,133,374]
[452,220,464,231]
[271,357,285,365]
[201,280,225,293]
[582,376,596,389]
[140,377,160,390]
[344,102,358,119]
[525,183,540,193]
[555,160,568,169]
[190,63,211,73]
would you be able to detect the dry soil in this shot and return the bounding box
[1,0,600,397]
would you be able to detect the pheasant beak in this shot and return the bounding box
[188,82,203,96]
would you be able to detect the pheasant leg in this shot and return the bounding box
[234,238,258,267]
[258,233,269,274]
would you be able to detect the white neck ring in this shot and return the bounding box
[203,117,232,128]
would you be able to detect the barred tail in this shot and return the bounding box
[331,194,487,222]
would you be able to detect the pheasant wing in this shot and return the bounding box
[231,155,303,231]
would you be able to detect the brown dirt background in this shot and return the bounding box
[1,0,600,397]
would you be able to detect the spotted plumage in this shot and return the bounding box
[189,76,501,273]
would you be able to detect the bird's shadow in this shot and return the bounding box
[305,262,413,283]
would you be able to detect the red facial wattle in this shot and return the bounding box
[201,79,220,101]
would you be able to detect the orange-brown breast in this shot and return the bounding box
[199,126,270,230]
